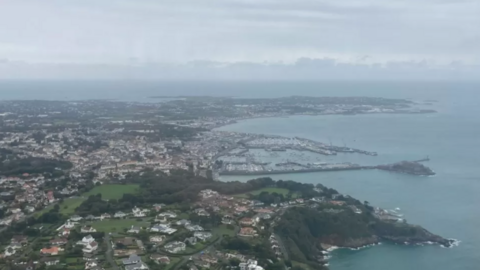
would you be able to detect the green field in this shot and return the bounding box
[89,219,150,232]
[35,197,86,217]
[84,184,140,200]
[234,187,291,198]
[213,224,236,237]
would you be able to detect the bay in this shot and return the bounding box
[216,103,480,270]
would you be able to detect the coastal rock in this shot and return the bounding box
[320,235,380,249]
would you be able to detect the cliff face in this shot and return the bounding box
[275,207,453,268]
[320,235,380,248]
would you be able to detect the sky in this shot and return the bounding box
[0,0,479,80]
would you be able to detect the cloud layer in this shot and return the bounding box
[0,0,479,79]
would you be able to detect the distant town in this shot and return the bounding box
[0,96,442,270]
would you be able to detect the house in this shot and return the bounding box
[250,200,264,207]
[222,217,233,225]
[185,224,204,232]
[150,224,177,235]
[164,241,186,253]
[176,219,191,226]
[195,208,210,217]
[59,228,71,237]
[114,211,127,218]
[82,241,99,253]
[116,237,137,247]
[43,258,60,266]
[11,235,28,245]
[240,260,264,270]
[85,261,99,269]
[123,254,149,270]
[125,262,149,270]
[81,225,97,233]
[128,226,141,234]
[50,238,68,246]
[194,232,212,241]
[123,254,142,265]
[349,205,362,214]
[47,191,55,203]
[132,207,147,218]
[70,215,83,222]
[77,235,95,246]
[150,254,170,264]
[149,235,166,244]
[240,218,254,226]
[85,214,97,220]
[100,213,111,220]
[153,204,164,211]
[200,254,218,264]
[158,211,177,219]
[185,237,197,246]
[238,227,257,237]
[40,246,63,255]
[64,220,76,229]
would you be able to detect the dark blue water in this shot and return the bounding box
[1,80,479,270]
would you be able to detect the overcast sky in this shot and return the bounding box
[0,0,479,80]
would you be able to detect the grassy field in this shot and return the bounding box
[89,219,150,232]
[84,184,140,200]
[213,224,236,237]
[234,187,291,198]
[35,197,86,217]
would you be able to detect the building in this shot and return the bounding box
[164,241,186,253]
[114,211,127,218]
[128,226,142,234]
[123,254,149,270]
[239,227,257,237]
[240,218,254,226]
[82,241,99,253]
[149,235,166,244]
[50,238,68,246]
[70,215,83,222]
[40,246,63,255]
[123,254,142,265]
[150,224,177,235]
[150,254,170,264]
[194,232,212,241]
[81,225,97,233]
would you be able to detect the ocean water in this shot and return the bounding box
[1,80,479,270]
[216,98,480,269]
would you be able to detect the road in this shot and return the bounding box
[105,233,120,270]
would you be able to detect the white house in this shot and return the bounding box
[164,241,186,253]
[158,211,177,219]
[81,225,97,233]
[70,215,83,222]
[150,224,177,235]
[194,232,213,241]
[82,241,99,253]
[114,211,127,218]
[77,235,95,246]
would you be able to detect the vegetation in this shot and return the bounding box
[89,219,149,232]
[0,148,72,176]
[83,184,140,200]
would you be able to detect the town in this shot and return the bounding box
[0,97,444,270]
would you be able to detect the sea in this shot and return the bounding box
[1,80,480,270]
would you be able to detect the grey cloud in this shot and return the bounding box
[0,0,478,78]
